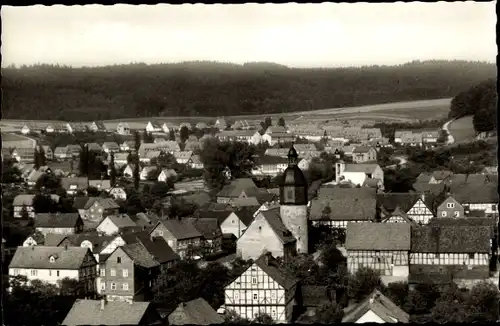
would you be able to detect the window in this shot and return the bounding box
[469,253,475,259]
[122,283,129,290]
[31,269,37,276]
[158,231,164,236]
[453,211,460,218]
[100,269,106,277]
[441,211,447,217]
[117,257,121,264]
[57,271,60,277]
[447,203,455,208]
[253,293,258,300]
[110,268,116,276]
[271,309,276,316]
[49,270,52,276]
[251,277,257,284]
[122,269,128,277]
[232,219,235,224]
[492,204,497,211]
[110,282,117,290]
[101,283,106,290]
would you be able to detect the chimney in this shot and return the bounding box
[100,298,106,310]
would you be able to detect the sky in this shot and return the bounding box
[1,2,497,68]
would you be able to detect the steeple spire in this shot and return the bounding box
[287,144,298,166]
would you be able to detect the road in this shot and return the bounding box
[442,119,456,145]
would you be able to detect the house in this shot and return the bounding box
[216,178,259,203]
[168,297,224,325]
[421,130,440,145]
[12,147,36,163]
[89,179,112,191]
[183,140,202,152]
[237,209,296,261]
[215,118,227,131]
[157,168,178,182]
[377,192,437,225]
[229,197,261,208]
[97,214,138,236]
[140,166,158,181]
[352,146,377,163]
[102,142,120,153]
[335,161,384,187]
[482,166,498,175]
[448,179,498,216]
[173,151,193,164]
[252,156,289,177]
[149,220,203,259]
[188,154,204,169]
[35,213,84,235]
[216,130,256,143]
[100,233,179,302]
[21,123,31,134]
[90,121,108,132]
[45,123,67,133]
[161,122,177,134]
[86,143,102,153]
[62,177,89,195]
[116,122,131,135]
[195,121,209,130]
[261,132,296,146]
[66,122,88,134]
[145,121,163,133]
[120,140,136,152]
[342,290,409,323]
[409,225,491,287]
[62,299,163,326]
[22,232,69,247]
[138,150,161,164]
[309,187,377,229]
[41,145,54,160]
[111,152,129,167]
[109,186,127,200]
[123,164,137,178]
[54,146,71,160]
[13,194,60,218]
[224,253,299,323]
[346,223,411,282]
[185,218,223,255]
[9,246,97,294]
[84,197,120,222]
[210,207,252,239]
[436,195,465,219]
[26,170,45,187]
[66,144,82,157]
[381,207,417,224]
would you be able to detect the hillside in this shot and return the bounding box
[2,60,496,121]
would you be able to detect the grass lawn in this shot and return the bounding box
[449,116,477,143]
[1,133,29,141]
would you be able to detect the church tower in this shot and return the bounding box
[280,145,309,254]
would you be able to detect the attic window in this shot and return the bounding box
[117,257,121,264]
[447,203,455,209]
[49,256,57,263]
[258,226,262,231]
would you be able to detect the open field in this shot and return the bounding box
[1,133,31,142]
[448,116,477,143]
[1,98,453,129]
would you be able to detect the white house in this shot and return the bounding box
[140,166,157,181]
[8,246,97,294]
[96,215,137,236]
[157,168,178,183]
[13,194,60,218]
[123,164,136,178]
[173,151,193,165]
[145,121,162,133]
[109,187,127,201]
[342,290,409,323]
[162,122,177,134]
[116,123,131,136]
[335,162,384,187]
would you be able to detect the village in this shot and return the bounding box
[1,114,498,325]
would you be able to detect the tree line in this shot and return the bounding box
[2,60,495,120]
[448,78,497,133]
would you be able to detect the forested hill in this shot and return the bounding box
[2,60,496,121]
[448,78,497,133]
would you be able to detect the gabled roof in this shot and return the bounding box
[412,182,446,195]
[61,177,88,190]
[84,197,119,210]
[102,142,120,149]
[217,178,258,197]
[229,197,261,207]
[168,297,224,325]
[67,233,116,254]
[197,209,233,225]
[377,193,423,213]
[62,299,156,326]
[431,170,453,181]
[88,179,112,189]
[381,206,415,224]
[343,163,380,173]
[310,188,377,221]
[449,182,498,204]
[153,220,202,240]
[35,213,81,228]
[346,223,411,251]
[122,231,179,264]
[119,242,160,268]
[232,207,257,226]
[342,290,409,323]
[104,214,137,229]
[254,253,298,290]
[258,210,296,244]
[13,194,60,206]
[184,218,222,240]
[411,225,491,253]
[9,246,91,269]
[352,146,373,154]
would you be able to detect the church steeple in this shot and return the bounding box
[287,144,299,166]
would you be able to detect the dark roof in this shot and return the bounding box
[382,207,416,224]
[282,165,308,188]
[185,218,222,240]
[9,246,91,270]
[310,188,377,221]
[155,220,202,240]
[346,223,411,251]
[376,193,423,213]
[427,217,496,236]
[232,207,257,226]
[411,225,491,253]
[449,182,498,204]
[254,253,298,290]
[300,286,331,307]
[412,182,447,196]
[67,233,115,253]
[168,298,224,325]
[35,213,81,228]
[217,178,257,197]
[62,299,156,326]
[120,242,159,268]
[61,177,89,190]
[259,210,296,244]
[73,196,90,210]
[197,209,233,224]
[256,155,289,165]
[432,170,453,181]
[409,264,490,284]
[342,290,409,323]
[134,232,179,264]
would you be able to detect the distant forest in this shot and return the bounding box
[2,60,496,121]
[448,78,497,133]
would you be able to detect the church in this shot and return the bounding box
[236,145,309,261]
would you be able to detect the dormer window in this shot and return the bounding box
[49,255,58,263]
[447,203,455,208]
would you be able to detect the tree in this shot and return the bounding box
[382,281,409,311]
[133,132,141,190]
[430,283,469,323]
[34,147,40,170]
[2,159,22,183]
[277,117,286,127]
[150,181,173,198]
[38,146,47,166]
[253,312,275,324]
[224,310,251,324]
[33,194,58,213]
[465,281,500,322]
[109,152,116,186]
[180,126,189,142]
[347,266,383,302]
[169,129,176,141]
[35,173,62,192]
[79,144,89,177]
[315,301,344,324]
[143,130,154,143]
[264,117,272,129]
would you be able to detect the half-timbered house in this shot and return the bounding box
[224,253,299,323]
[342,289,409,323]
[381,207,416,224]
[346,223,411,282]
[409,224,492,287]
[377,192,437,225]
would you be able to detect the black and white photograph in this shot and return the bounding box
[1,2,498,325]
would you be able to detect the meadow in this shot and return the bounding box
[448,116,477,143]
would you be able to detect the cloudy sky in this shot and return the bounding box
[1,2,496,68]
